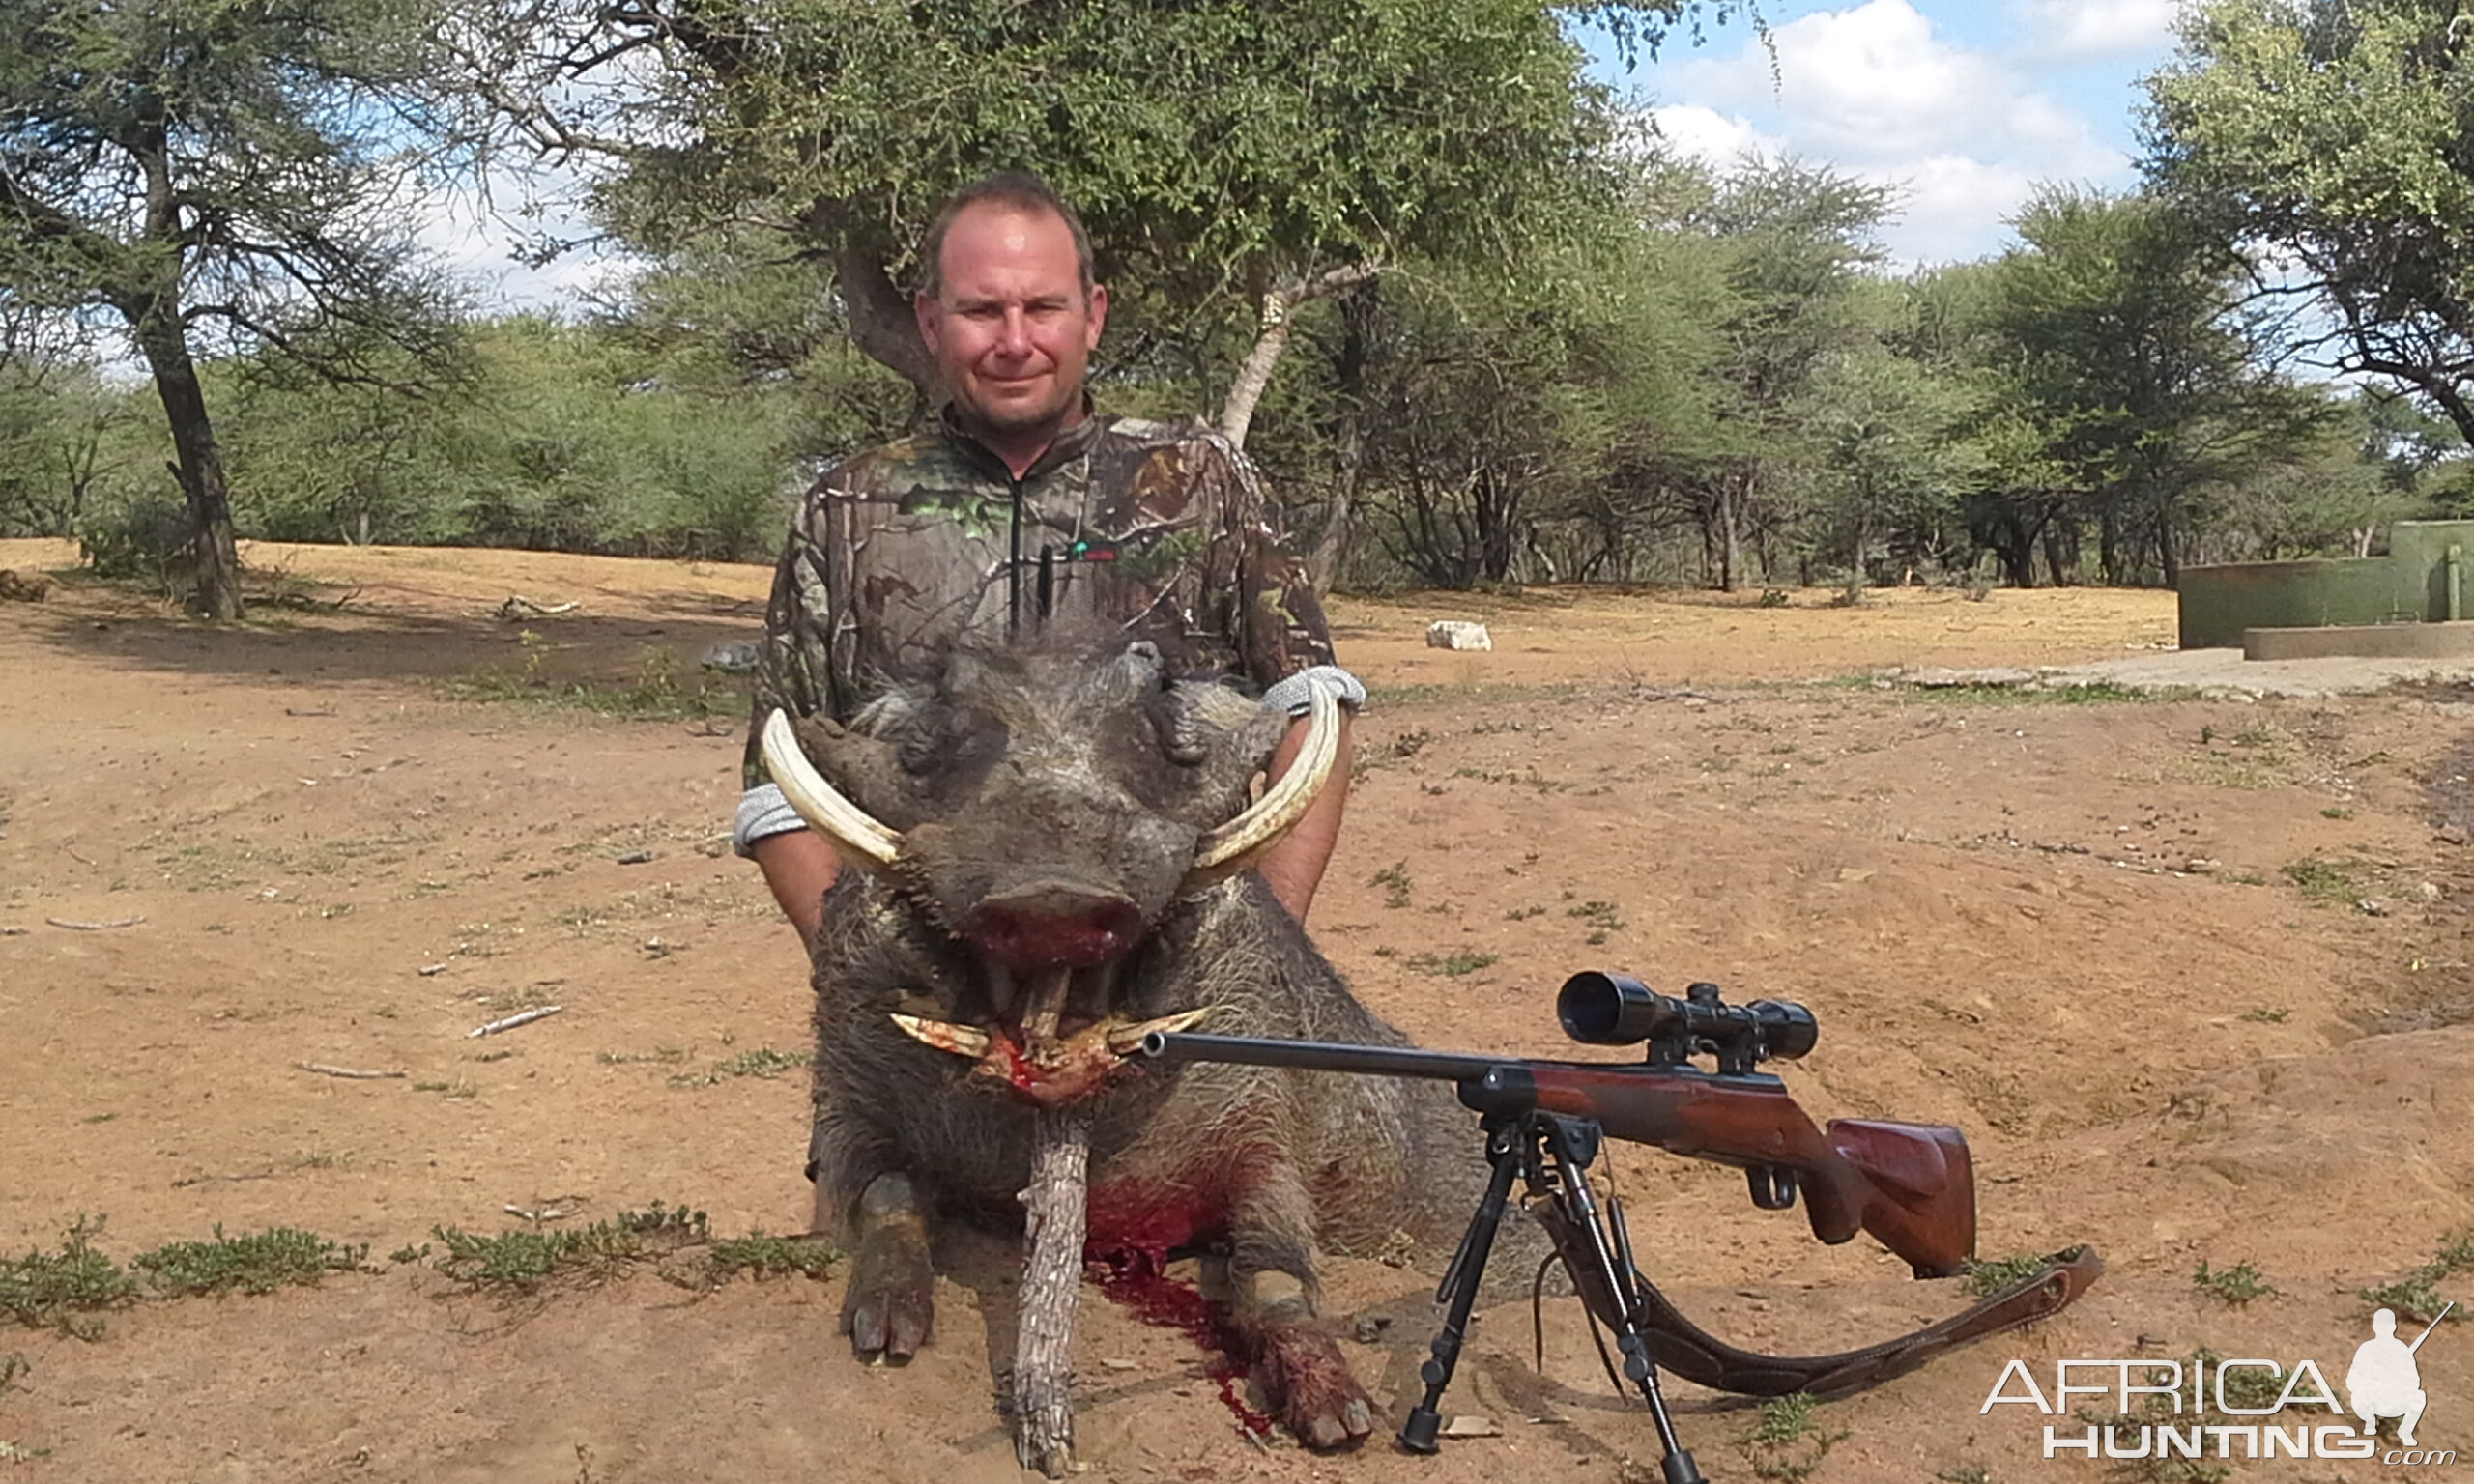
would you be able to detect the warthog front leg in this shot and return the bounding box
[1223,1161,1375,1450]
[839,1171,935,1361]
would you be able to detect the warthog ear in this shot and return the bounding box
[1150,676,1262,766]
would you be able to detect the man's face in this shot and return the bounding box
[916,202,1108,439]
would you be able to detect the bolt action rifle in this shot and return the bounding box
[1141,971,2100,1483]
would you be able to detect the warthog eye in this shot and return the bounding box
[897,706,1005,783]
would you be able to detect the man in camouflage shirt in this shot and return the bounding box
[735,172,1363,944]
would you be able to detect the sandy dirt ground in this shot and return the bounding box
[7,537,2474,1483]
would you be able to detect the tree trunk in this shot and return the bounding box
[2043,520,2078,587]
[832,243,945,400]
[131,308,243,619]
[1219,265,1381,451]
[1717,474,1745,593]
[1304,290,1372,590]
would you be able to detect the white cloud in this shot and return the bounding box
[2016,0,2184,62]
[1648,0,2135,263]
[1644,103,1787,168]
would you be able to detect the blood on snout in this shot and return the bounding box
[965,890,1144,972]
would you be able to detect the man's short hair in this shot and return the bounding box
[916,171,1096,301]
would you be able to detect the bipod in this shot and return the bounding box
[1401,1107,1706,1484]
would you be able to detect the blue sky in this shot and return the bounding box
[1593,0,2186,264]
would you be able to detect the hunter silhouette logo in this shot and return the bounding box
[2348,1303,2451,1447]
[1982,1301,2457,1465]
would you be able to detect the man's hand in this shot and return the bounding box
[752,829,839,951]
[1255,710,1351,922]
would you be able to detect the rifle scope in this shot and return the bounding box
[1557,971,1819,1069]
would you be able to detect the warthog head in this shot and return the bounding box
[761,639,1340,1106]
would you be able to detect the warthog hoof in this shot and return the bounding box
[842,1172,934,1362]
[1250,1320,1375,1450]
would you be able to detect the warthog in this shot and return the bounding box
[758,637,1489,1448]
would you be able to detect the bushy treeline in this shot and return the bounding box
[2,157,2460,591]
[1238,166,2468,593]
[5,0,2470,599]
[0,305,908,571]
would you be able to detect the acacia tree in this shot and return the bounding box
[456,0,1746,451]
[1990,187,2324,585]
[2148,0,2474,442]
[0,0,459,616]
[1678,158,1894,589]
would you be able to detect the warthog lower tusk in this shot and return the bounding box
[889,1008,1220,1062]
[891,1013,992,1059]
[1187,680,1340,886]
[760,708,904,870]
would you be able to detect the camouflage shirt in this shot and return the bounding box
[743,407,1335,787]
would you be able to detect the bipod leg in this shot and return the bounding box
[1539,1117,1706,1484]
[1400,1113,1528,1453]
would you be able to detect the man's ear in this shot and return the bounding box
[914,292,942,355]
[1084,282,1109,351]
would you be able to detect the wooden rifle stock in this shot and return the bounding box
[1141,1032,1976,1278]
[1518,1066,1975,1278]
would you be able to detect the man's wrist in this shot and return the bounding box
[734,783,810,859]
[1261,664,1366,718]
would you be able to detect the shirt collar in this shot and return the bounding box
[938,393,1105,482]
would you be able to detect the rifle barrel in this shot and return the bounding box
[1141,1031,1507,1084]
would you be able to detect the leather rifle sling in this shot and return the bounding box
[1538,1211,2104,1400]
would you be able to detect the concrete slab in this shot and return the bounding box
[2046,647,2474,699]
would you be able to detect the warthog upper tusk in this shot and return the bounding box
[1188,681,1339,885]
[1107,1007,1217,1054]
[891,1013,992,1059]
[760,708,904,870]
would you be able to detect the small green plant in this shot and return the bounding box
[1369,861,1412,909]
[1740,1391,1849,1482]
[2355,1229,2474,1323]
[702,1234,837,1282]
[1357,728,1434,773]
[422,1205,833,1296]
[2280,857,2357,905]
[1933,1469,1992,1484]
[2321,807,2355,820]
[2192,1259,2277,1307]
[0,1217,137,1338]
[131,1227,370,1298]
[1451,764,1571,792]
[598,1047,689,1067]
[1404,950,1498,978]
[670,1046,806,1088]
[1961,1250,2064,1298]
[1504,904,1546,921]
[428,1203,708,1294]
[1568,899,1624,945]
[2238,1006,2290,1024]
[1756,588,1791,608]
[451,643,734,722]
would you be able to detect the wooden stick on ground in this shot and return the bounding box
[467,1005,563,1038]
[1015,1106,1092,1478]
[297,1063,407,1080]
[45,915,143,930]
